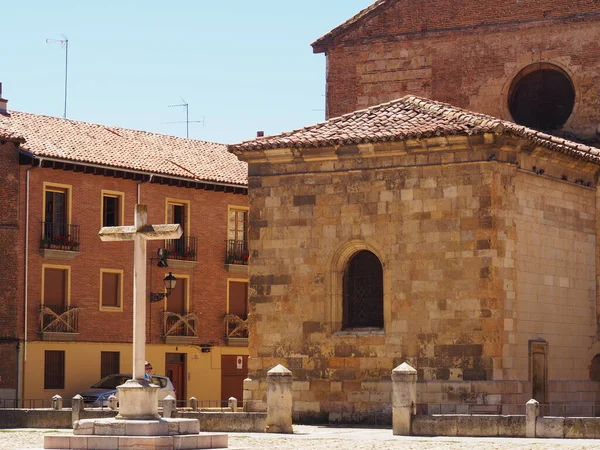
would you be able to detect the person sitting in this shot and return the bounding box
[144,361,152,381]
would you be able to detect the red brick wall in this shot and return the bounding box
[321,0,600,143]
[22,165,247,346]
[0,141,21,390]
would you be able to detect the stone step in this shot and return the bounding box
[44,433,228,449]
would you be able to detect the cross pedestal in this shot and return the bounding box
[44,208,229,448]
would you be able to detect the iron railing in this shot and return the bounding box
[225,239,249,265]
[165,236,198,261]
[39,304,80,333]
[40,222,80,251]
[224,314,249,339]
[162,311,198,337]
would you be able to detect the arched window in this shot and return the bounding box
[342,250,383,329]
[508,63,575,131]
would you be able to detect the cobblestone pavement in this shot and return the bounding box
[4,426,600,449]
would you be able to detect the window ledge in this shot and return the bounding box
[333,328,385,338]
[224,264,248,274]
[39,249,80,260]
[226,337,249,347]
[163,335,197,345]
[39,332,79,341]
[166,259,198,270]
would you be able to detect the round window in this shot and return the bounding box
[508,64,575,131]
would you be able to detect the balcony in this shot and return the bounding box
[224,313,248,347]
[165,236,198,269]
[224,240,249,274]
[39,222,80,260]
[39,304,80,341]
[162,311,198,345]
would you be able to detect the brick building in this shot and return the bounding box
[229,0,600,423]
[313,0,600,146]
[0,86,250,406]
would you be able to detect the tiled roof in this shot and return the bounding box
[0,111,247,186]
[312,0,392,51]
[228,95,600,164]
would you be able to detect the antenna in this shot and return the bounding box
[46,34,69,119]
[165,98,204,138]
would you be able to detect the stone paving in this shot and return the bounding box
[5,425,600,449]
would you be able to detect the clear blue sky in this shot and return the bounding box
[1,1,373,144]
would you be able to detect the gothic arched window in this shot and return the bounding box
[342,250,383,329]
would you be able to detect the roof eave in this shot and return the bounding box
[20,150,248,189]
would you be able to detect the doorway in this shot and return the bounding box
[530,340,548,406]
[165,353,186,402]
[221,355,248,407]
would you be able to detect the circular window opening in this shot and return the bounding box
[508,64,575,131]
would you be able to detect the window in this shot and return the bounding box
[43,183,72,246]
[228,208,248,243]
[101,351,120,378]
[44,350,65,390]
[100,269,123,310]
[43,266,69,309]
[166,275,188,314]
[226,207,249,265]
[228,280,248,319]
[101,191,124,227]
[343,251,383,329]
[166,199,191,259]
[509,63,575,131]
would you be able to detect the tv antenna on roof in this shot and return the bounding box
[165,99,204,138]
[46,34,69,119]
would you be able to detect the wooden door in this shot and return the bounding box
[165,353,185,401]
[221,355,248,406]
[530,341,548,406]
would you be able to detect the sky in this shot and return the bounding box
[1,1,374,145]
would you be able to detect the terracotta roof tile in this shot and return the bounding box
[0,111,247,186]
[229,95,600,164]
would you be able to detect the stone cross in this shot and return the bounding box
[99,204,182,380]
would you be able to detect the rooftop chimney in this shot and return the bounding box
[256,131,264,138]
[0,83,7,114]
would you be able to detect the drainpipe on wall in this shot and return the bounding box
[22,158,43,405]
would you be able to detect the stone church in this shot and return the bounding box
[229,0,600,423]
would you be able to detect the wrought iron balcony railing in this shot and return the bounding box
[224,314,249,339]
[225,240,249,265]
[40,304,80,333]
[162,311,198,337]
[165,236,198,261]
[40,222,80,251]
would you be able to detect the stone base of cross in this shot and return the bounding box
[99,204,182,420]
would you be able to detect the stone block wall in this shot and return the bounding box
[243,135,600,422]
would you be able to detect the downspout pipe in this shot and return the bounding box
[22,157,43,405]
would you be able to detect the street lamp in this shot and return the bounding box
[149,272,177,303]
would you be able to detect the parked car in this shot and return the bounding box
[78,374,175,407]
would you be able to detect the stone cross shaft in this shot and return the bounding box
[99,204,182,380]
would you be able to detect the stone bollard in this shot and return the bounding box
[51,395,63,410]
[526,398,539,438]
[189,397,198,411]
[242,377,252,412]
[228,397,238,412]
[72,394,84,425]
[392,362,417,436]
[108,394,118,411]
[265,364,293,433]
[162,394,176,418]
